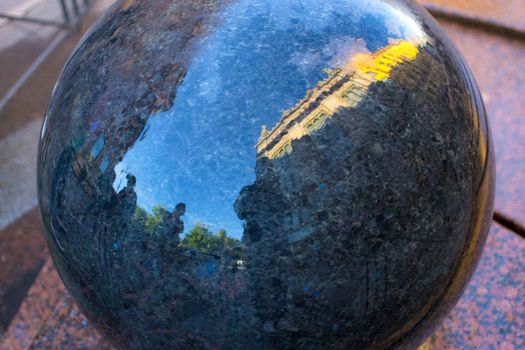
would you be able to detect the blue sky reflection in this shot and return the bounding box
[112,0,426,238]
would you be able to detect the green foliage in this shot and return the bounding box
[132,208,242,257]
[152,206,168,219]
[182,224,240,254]
[217,229,241,250]
[133,205,168,235]
[149,206,169,233]
[133,207,148,226]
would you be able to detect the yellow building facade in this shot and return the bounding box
[256,40,421,159]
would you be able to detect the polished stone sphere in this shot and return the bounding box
[37,0,494,348]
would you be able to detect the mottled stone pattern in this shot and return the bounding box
[0,259,67,350]
[422,0,525,33]
[0,258,113,350]
[29,292,113,350]
[37,0,494,349]
[430,224,525,349]
[0,209,48,334]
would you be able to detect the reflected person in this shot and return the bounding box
[160,202,186,276]
[116,174,137,222]
[167,202,185,246]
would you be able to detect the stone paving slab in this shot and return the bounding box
[422,0,525,35]
[0,259,67,350]
[0,120,41,230]
[0,258,112,350]
[430,224,525,349]
[0,208,47,334]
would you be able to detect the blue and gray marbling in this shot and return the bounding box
[37,0,494,348]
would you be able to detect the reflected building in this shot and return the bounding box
[248,39,426,245]
[235,38,480,348]
[70,63,186,200]
[256,40,421,160]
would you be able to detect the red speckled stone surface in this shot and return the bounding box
[0,259,67,350]
[0,209,48,332]
[0,259,112,350]
[422,0,525,33]
[29,293,112,350]
[430,224,525,349]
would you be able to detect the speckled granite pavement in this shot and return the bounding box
[430,224,525,349]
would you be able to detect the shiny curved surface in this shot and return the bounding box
[37,0,494,348]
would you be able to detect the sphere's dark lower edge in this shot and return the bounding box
[387,136,495,350]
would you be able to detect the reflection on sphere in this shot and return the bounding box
[37,0,494,349]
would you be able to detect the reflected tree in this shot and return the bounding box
[182,224,242,256]
[132,205,169,235]
[130,207,242,259]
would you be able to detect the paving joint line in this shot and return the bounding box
[0,30,67,112]
[425,4,525,41]
[493,211,525,239]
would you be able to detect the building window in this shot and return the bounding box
[276,142,292,157]
[343,86,364,102]
[305,112,328,133]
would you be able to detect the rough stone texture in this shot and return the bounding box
[37,0,494,349]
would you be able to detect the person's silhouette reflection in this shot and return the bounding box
[117,174,137,222]
[160,202,186,276]
[235,157,291,337]
[167,202,186,246]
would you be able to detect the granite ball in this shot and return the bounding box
[37,0,494,349]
